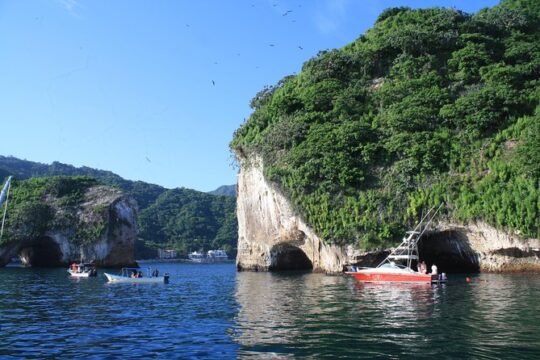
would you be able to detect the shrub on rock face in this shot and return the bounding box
[231,0,540,249]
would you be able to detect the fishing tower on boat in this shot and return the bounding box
[378,204,443,271]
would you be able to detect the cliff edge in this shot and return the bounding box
[236,156,346,273]
[0,177,137,267]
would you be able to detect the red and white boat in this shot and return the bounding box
[347,205,447,284]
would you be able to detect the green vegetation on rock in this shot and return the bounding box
[0,157,238,257]
[231,0,540,250]
[138,188,237,258]
[1,176,103,246]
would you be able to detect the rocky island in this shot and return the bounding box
[232,0,540,273]
[0,176,137,267]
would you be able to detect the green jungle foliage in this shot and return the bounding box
[231,0,540,250]
[138,188,237,258]
[1,176,102,246]
[0,157,238,257]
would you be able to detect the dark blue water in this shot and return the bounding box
[1,262,539,359]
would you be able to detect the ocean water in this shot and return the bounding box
[0,262,539,359]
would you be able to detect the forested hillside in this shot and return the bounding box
[232,0,540,250]
[0,157,237,257]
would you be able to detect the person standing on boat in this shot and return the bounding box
[431,264,438,275]
[418,261,427,274]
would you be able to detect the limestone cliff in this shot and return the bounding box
[419,222,540,273]
[237,155,540,273]
[236,155,347,273]
[0,180,137,267]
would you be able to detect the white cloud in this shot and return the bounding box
[55,0,83,15]
[314,0,350,34]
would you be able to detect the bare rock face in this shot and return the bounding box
[236,156,347,273]
[0,185,137,267]
[236,155,540,273]
[420,222,540,272]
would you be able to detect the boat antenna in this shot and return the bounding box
[0,176,13,243]
[377,202,444,268]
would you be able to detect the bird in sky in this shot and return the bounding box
[212,80,215,86]
[298,46,303,50]
[283,10,292,16]
[145,157,151,163]
[269,44,275,47]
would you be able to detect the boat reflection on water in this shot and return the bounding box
[233,270,451,358]
[351,281,446,322]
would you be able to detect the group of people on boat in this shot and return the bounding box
[129,268,160,278]
[417,261,437,275]
[70,263,80,273]
[69,262,98,277]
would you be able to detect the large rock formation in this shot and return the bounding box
[237,155,540,273]
[419,222,540,273]
[0,184,137,267]
[236,156,347,273]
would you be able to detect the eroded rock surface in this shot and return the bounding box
[237,155,540,273]
[0,185,137,267]
[236,156,346,273]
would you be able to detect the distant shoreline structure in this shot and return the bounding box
[143,249,232,263]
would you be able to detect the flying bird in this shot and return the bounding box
[269,44,275,47]
[282,10,292,16]
[212,80,215,86]
[145,157,151,163]
[298,46,303,50]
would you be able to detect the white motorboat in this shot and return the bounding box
[188,251,206,262]
[104,268,169,284]
[347,204,447,284]
[207,249,229,262]
[68,263,97,277]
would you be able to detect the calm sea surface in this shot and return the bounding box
[1,262,539,359]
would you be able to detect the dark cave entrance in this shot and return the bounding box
[418,230,480,274]
[18,236,63,267]
[269,244,313,271]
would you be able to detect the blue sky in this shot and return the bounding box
[0,0,499,191]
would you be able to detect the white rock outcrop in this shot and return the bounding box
[0,186,137,267]
[236,156,346,273]
[236,155,540,273]
[431,221,540,272]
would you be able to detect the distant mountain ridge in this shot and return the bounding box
[208,185,236,197]
[0,155,237,258]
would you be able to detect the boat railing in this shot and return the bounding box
[376,204,443,269]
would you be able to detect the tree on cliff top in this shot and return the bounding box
[231,0,540,250]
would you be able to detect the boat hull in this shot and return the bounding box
[68,269,97,278]
[346,270,438,283]
[104,272,168,284]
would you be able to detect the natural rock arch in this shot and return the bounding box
[418,230,480,273]
[17,236,63,267]
[269,244,313,271]
[0,186,138,268]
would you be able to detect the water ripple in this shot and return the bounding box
[1,265,539,359]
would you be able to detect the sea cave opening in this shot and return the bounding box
[269,244,313,272]
[18,236,63,267]
[418,230,480,274]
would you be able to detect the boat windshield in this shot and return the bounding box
[380,262,406,269]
